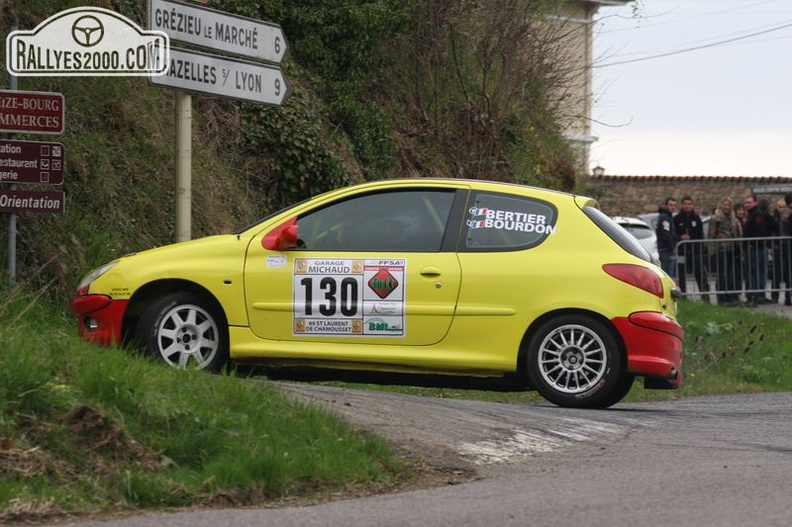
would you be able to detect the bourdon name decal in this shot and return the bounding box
[293,258,406,337]
[467,207,555,234]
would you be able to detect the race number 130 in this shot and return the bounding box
[296,276,362,318]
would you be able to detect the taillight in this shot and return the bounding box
[603,264,664,299]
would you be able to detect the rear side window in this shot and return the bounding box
[585,206,652,262]
[461,192,557,251]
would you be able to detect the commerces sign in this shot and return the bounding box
[0,90,65,134]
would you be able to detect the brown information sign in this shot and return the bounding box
[0,189,65,214]
[0,90,65,135]
[0,139,65,185]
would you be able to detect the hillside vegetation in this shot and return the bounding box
[1,0,578,296]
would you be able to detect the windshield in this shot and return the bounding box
[233,199,310,235]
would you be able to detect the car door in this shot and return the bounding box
[450,189,561,348]
[244,187,465,346]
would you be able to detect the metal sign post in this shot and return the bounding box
[148,0,289,243]
[5,68,17,286]
[175,90,191,243]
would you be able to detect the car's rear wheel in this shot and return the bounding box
[591,372,636,409]
[135,292,229,372]
[526,314,627,408]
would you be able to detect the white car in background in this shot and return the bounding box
[638,212,710,240]
[612,216,660,263]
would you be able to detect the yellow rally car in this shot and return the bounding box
[71,179,684,408]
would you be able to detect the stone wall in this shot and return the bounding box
[586,175,792,217]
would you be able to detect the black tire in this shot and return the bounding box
[589,373,636,409]
[526,314,626,408]
[135,292,229,372]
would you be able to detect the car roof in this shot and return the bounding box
[306,178,597,206]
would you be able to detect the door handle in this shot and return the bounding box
[420,266,442,277]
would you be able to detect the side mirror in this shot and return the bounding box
[262,219,299,251]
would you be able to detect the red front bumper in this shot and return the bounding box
[613,311,685,388]
[70,294,128,347]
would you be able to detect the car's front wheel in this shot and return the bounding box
[526,314,627,408]
[135,292,229,371]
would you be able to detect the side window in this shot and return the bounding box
[462,192,557,251]
[295,190,456,252]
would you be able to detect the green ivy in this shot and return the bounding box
[212,0,413,183]
[239,93,358,209]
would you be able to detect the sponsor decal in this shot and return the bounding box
[366,317,402,333]
[368,268,399,299]
[266,255,286,268]
[292,258,406,337]
[467,206,555,234]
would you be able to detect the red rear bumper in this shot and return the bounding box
[70,294,128,347]
[613,311,684,388]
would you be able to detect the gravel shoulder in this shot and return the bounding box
[273,381,641,479]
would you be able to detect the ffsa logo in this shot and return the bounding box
[6,7,169,76]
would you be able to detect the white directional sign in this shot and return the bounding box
[150,47,290,106]
[148,0,288,64]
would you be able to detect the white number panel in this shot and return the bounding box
[293,258,406,337]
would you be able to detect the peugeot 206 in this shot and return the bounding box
[71,179,684,408]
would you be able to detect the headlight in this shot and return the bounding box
[77,261,118,291]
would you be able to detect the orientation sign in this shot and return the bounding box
[0,189,65,214]
[0,139,65,185]
[150,47,290,106]
[149,0,288,64]
[0,90,64,134]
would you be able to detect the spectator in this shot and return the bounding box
[784,194,792,305]
[760,199,778,299]
[771,198,790,304]
[708,197,741,306]
[656,197,678,280]
[743,194,773,305]
[734,202,747,228]
[733,202,747,298]
[674,196,709,297]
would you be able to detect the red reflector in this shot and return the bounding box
[603,264,664,298]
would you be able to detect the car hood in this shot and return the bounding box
[91,234,249,297]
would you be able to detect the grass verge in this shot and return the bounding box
[0,289,409,523]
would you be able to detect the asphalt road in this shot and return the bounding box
[52,390,792,527]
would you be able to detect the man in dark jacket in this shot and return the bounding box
[770,198,790,304]
[656,197,678,280]
[743,194,773,304]
[674,196,709,296]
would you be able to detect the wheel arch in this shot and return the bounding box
[516,308,627,383]
[121,279,228,344]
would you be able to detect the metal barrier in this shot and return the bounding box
[675,236,792,305]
